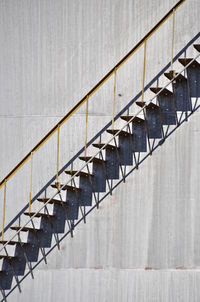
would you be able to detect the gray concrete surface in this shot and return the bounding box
[0,0,200,301]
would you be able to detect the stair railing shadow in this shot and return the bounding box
[4,98,200,301]
[1,31,199,239]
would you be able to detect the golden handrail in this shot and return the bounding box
[0,0,185,189]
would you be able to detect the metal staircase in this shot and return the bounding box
[0,41,199,302]
[0,1,200,300]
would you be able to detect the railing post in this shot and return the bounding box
[84,96,89,158]
[2,180,6,240]
[28,152,33,214]
[171,9,175,72]
[0,0,185,191]
[112,68,117,130]
[56,125,60,184]
[142,39,147,102]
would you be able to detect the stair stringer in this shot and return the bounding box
[0,39,200,301]
[7,107,200,302]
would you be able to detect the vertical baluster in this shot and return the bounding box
[2,181,6,240]
[171,9,175,72]
[56,125,60,185]
[29,152,33,214]
[142,39,147,102]
[84,96,89,158]
[112,68,117,130]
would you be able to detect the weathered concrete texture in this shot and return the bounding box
[0,0,200,301]
[11,269,200,302]
[0,0,199,226]
[7,109,200,302]
[1,0,198,179]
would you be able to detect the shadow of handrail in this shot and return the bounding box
[1,31,199,238]
[4,98,200,301]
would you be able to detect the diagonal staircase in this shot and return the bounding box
[0,40,199,302]
[0,4,200,301]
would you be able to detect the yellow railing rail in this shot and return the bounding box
[0,0,185,192]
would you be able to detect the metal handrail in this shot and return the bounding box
[1,51,199,253]
[0,0,185,189]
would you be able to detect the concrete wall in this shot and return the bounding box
[0,0,200,301]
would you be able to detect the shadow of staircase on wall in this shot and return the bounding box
[0,38,200,302]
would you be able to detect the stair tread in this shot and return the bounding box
[79,156,106,163]
[106,129,131,136]
[0,255,17,260]
[136,101,159,110]
[193,44,200,52]
[92,143,119,150]
[136,101,146,108]
[164,70,186,81]
[147,103,160,110]
[10,226,41,232]
[51,183,81,191]
[120,116,145,123]
[37,197,65,205]
[24,212,55,218]
[178,58,200,67]
[0,240,26,245]
[150,87,173,95]
[65,170,94,177]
